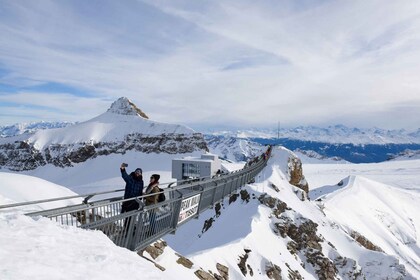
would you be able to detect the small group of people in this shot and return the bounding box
[120,163,161,212]
[120,163,161,235]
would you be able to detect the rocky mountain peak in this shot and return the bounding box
[107,97,149,119]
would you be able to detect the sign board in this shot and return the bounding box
[178,194,201,225]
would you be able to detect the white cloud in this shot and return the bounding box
[0,0,420,129]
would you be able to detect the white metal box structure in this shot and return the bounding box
[172,153,221,181]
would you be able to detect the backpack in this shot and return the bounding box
[158,187,166,203]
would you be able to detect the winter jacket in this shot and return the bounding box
[121,168,144,199]
[144,182,159,206]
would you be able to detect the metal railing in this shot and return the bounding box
[4,147,272,251]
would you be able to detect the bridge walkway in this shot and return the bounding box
[0,147,272,251]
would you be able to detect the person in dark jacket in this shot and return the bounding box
[120,164,144,213]
[120,164,144,235]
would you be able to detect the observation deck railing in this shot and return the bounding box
[1,147,272,251]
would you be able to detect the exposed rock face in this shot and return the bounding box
[350,231,384,252]
[228,193,239,204]
[215,202,221,218]
[288,156,309,194]
[285,263,303,280]
[0,133,208,171]
[258,194,289,218]
[143,240,167,259]
[237,249,252,277]
[216,263,229,280]
[266,261,282,280]
[107,97,149,118]
[240,190,250,203]
[260,194,367,280]
[195,269,216,280]
[176,253,194,269]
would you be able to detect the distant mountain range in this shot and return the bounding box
[0,121,75,137]
[0,97,208,171]
[2,114,420,164]
[206,125,420,145]
[204,125,420,163]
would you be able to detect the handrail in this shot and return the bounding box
[3,146,272,252]
[0,188,123,209]
[0,177,212,210]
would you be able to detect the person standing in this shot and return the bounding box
[144,174,160,235]
[120,164,144,236]
[120,164,144,213]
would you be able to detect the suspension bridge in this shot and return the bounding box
[0,147,272,252]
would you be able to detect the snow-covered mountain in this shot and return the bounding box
[388,149,420,161]
[1,146,418,279]
[204,135,264,162]
[3,120,419,163]
[205,135,348,164]
[0,97,208,172]
[207,125,420,145]
[0,121,75,138]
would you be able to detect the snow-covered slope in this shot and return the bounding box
[27,97,194,149]
[161,147,418,279]
[0,172,81,210]
[1,146,418,279]
[0,173,164,280]
[321,175,420,274]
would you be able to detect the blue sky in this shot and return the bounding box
[0,0,420,130]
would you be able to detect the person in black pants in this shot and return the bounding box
[120,163,144,233]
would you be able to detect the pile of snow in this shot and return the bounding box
[0,214,163,280]
[0,173,81,211]
[0,172,168,280]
